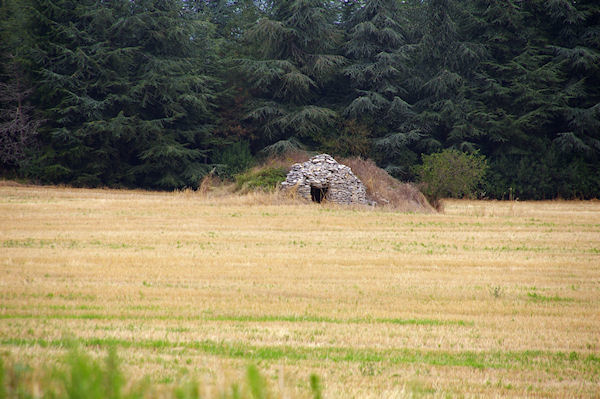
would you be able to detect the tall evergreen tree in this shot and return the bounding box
[342,0,418,174]
[25,0,220,189]
[542,0,600,159]
[240,0,344,150]
[122,0,221,189]
[185,0,264,152]
[343,0,409,121]
[408,0,484,154]
[466,0,600,198]
[463,0,529,152]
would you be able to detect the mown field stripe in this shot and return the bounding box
[0,313,472,326]
[2,337,598,373]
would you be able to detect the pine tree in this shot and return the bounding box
[343,0,409,120]
[467,0,600,198]
[185,0,262,41]
[25,0,220,189]
[342,0,418,175]
[541,0,600,159]
[24,0,122,185]
[409,0,484,154]
[122,0,221,189]
[185,0,263,159]
[464,0,533,154]
[240,0,344,150]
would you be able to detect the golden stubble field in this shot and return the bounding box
[1,184,599,397]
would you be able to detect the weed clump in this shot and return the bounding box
[1,347,144,399]
[0,348,323,399]
[490,286,503,298]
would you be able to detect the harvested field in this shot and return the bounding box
[0,185,599,397]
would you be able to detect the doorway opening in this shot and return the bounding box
[310,186,328,203]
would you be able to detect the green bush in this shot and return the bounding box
[234,167,288,192]
[215,141,255,178]
[416,149,487,209]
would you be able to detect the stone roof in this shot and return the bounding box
[281,154,369,205]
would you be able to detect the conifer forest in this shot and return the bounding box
[1,0,599,199]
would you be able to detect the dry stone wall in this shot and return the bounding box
[281,154,370,205]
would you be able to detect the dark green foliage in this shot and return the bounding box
[0,0,41,171]
[341,0,414,167]
[0,57,41,169]
[417,149,487,208]
[239,0,343,147]
[408,0,484,153]
[462,0,600,199]
[1,0,599,198]
[187,0,263,43]
[259,138,306,157]
[380,0,599,199]
[485,149,600,200]
[321,119,372,158]
[235,166,288,191]
[343,0,409,121]
[14,0,220,189]
[216,141,255,178]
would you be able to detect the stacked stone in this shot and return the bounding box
[281,154,369,205]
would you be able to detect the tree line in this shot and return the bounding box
[1,0,599,199]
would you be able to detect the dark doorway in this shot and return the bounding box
[310,186,328,203]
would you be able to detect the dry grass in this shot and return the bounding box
[1,184,599,397]
[340,157,434,212]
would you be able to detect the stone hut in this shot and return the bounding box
[281,154,369,205]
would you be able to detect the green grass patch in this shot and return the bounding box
[1,238,78,249]
[3,337,598,374]
[2,238,37,248]
[526,292,574,303]
[392,241,455,254]
[0,312,471,327]
[482,245,551,253]
[1,238,152,251]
